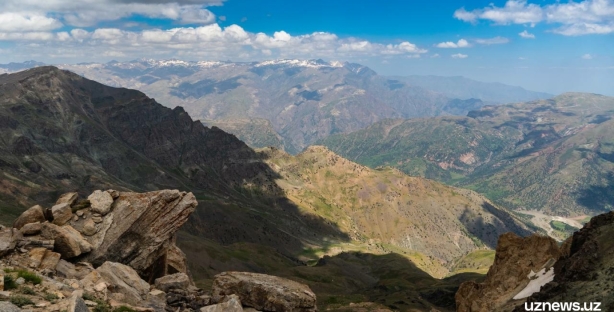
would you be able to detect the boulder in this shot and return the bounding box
[28,247,47,268]
[88,190,114,216]
[39,250,62,270]
[96,261,150,306]
[154,273,190,292]
[201,294,244,312]
[85,190,197,277]
[52,203,73,226]
[0,302,21,312]
[20,222,42,235]
[456,233,561,312]
[212,272,317,312]
[41,223,92,259]
[166,243,190,276]
[68,291,89,312]
[13,205,46,229]
[80,219,97,236]
[56,192,79,206]
[0,228,15,257]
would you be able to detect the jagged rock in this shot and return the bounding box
[0,228,15,257]
[212,272,317,312]
[69,291,89,312]
[166,243,190,276]
[88,190,114,216]
[57,192,79,206]
[0,302,21,312]
[20,222,42,235]
[80,219,97,236]
[96,261,150,306]
[85,190,197,277]
[52,203,74,226]
[153,272,190,293]
[80,270,105,293]
[456,233,561,312]
[28,247,47,268]
[13,205,46,229]
[41,223,92,259]
[39,250,62,270]
[201,294,244,312]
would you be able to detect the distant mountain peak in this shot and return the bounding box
[253,59,344,68]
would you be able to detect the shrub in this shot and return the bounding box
[18,286,36,295]
[17,270,42,285]
[4,275,18,290]
[10,295,34,307]
[43,292,59,301]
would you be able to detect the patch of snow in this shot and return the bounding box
[513,268,555,300]
[254,59,343,68]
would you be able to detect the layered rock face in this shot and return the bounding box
[455,233,561,312]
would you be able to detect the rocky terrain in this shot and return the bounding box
[0,190,319,312]
[321,93,614,217]
[1,60,549,153]
[455,211,614,312]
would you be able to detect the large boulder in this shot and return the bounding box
[41,223,93,259]
[212,272,317,312]
[13,205,46,229]
[51,203,73,226]
[154,273,190,292]
[455,233,561,312]
[84,190,197,277]
[96,261,151,306]
[56,192,79,206]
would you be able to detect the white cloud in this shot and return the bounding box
[455,0,614,36]
[0,13,62,32]
[475,36,509,45]
[431,53,440,58]
[451,53,468,59]
[435,39,470,48]
[519,57,527,60]
[582,53,594,59]
[519,30,536,38]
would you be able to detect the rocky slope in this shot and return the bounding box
[455,211,614,312]
[0,190,319,312]
[321,93,614,217]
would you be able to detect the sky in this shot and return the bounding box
[0,0,613,95]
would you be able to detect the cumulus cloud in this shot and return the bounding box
[0,13,62,32]
[435,39,470,48]
[475,36,509,45]
[582,53,594,59]
[0,23,428,61]
[451,53,468,59]
[519,30,536,38]
[455,0,614,36]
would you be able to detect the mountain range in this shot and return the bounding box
[0,67,537,310]
[320,93,614,219]
[0,60,551,154]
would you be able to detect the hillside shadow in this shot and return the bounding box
[576,172,614,213]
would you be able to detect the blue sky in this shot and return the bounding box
[0,0,612,95]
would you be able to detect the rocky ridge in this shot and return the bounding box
[0,190,318,312]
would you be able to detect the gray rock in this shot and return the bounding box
[96,261,150,306]
[212,272,317,312]
[52,203,73,226]
[88,190,114,216]
[154,273,190,292]
[56,192,79,206]
[68,292,90,312]
[16,277,25,285]
[20,222,42,236]
[0,301,21,312]
[201,294,243,312]
[13,205,46,229]
[41,223,92,259]
[0,228,15,257]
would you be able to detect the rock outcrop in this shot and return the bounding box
[12,205,46,230]
[212,271,318,312]
[455,233,560,312]
[514,212,614,312]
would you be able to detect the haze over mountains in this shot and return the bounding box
[1,60,551,154]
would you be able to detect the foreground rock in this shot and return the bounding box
[201,294,243,312]
[84,190,197,280]
[97,261,151,305]
[13,205,46,229]
[455,233,560,312]
[212,272,317,312]
[514,212,614,312]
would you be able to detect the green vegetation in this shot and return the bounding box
[43,292,60,302]
[10,295,34,307]
[3,274,17,290]
[17,269,42,285]
[18,286,36,295]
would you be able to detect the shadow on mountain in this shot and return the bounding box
[176,234,485,312]
[576,172,614,213]
[0,66,350,258]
